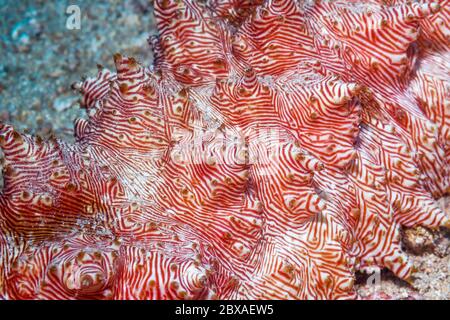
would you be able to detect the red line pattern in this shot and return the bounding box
[0,0,449,299]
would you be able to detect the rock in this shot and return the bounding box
[48,69,64,78]
[402,226,435,255]
[52,96,77,112]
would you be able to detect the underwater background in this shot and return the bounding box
[0,0,155,141]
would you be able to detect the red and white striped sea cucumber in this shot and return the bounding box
[0,0,449,299]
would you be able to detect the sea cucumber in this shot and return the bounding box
[0,0,449,299]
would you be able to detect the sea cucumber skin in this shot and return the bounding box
[0,0,449,300]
